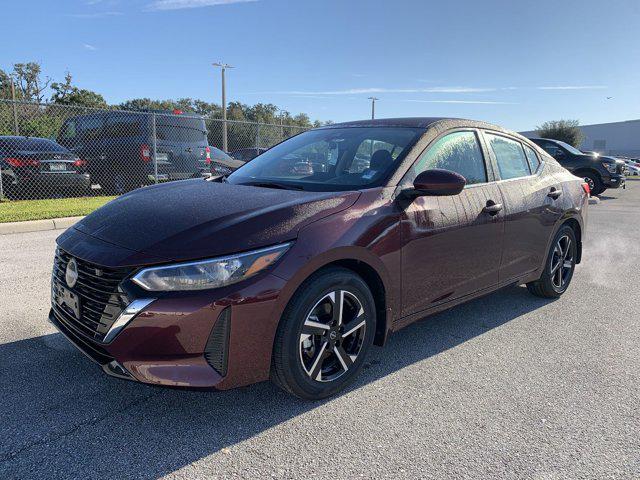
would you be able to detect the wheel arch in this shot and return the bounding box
[562,217,582,264]
[271,247,394,350]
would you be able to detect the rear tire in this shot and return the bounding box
[527,225,577,298]
[271,267,376,400]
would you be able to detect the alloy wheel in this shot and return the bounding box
[584,176,595,192]
[550,234,574,290]
[299,290,367,383]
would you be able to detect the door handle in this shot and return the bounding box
[547,187,562,199]
[483,200,503,215]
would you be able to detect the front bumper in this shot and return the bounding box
[49,271,287,390]
[602,173,626,189]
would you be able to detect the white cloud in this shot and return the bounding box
[405,100,518,105]
[537,85,607,90]
[254,86,496,96]
[146,0,257,11]
[67,11,122,18]
[83,43,98,51]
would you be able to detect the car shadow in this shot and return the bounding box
[597,192,623,201]
[0,285,553,479]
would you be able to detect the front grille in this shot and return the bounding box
[204,307,231,376]
[50,308,114,364]
[52,248,134,343]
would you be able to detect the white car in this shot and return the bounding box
[622,159,640,176]
[626,164,640,176]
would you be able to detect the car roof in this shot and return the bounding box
[321,117,448,129]
[318,117,535,145]
[320,117,517,134]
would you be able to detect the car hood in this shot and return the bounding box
[602,156,625,166]
[64,179,359,266]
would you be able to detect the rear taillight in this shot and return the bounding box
[5,157,40,167]
[73,158,87,168]
[582,182,591,196]
[205,146,211,165]
[140,144,151,163]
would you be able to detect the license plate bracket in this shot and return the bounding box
[54,283,81,319]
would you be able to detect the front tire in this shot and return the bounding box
[271,267,376,400]
[583,172,604,196]
[527,225,577,298]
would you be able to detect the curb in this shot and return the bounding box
[0,216,85,235]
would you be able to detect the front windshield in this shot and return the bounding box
[227,126,424,191]
[554,139,583,155]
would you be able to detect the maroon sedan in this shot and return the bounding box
[50,118,589,399]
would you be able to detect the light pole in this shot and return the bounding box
[213,62,234,151]
[368,96,378,120]
[10,74,19,135]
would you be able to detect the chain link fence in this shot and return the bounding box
[0,100,308,201]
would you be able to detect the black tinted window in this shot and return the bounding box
[486,134,531,180]
[61,116,103,140]
[104,117,143,138]
[537,141,562,157]
[156,126,207,143]
[412,131,487,185]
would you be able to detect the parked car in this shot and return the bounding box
[622,160,640,176]
[50,117,588,399]
[0,136,90,199]
[57,110,209,193]
[207,146,245,176]
[530,138,625,195]
[229,147,268,162]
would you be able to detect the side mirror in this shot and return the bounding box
[553,149,565,159]
[411,169,466,196]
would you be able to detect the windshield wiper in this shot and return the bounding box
[242,181,304,191]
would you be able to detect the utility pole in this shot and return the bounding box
[278,109,285,139]
[213,62,234,152]
[368,96,378,120]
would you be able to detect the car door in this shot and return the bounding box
[483,132,564,283]
[400,130,505,317]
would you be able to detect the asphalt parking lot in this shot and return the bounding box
[1,181,639,479]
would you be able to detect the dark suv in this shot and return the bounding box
[529,138,625,195]
[58,111,209,193]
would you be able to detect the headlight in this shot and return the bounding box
[603,162,617,174]
[131,243,291,291]
[211,162,233,176]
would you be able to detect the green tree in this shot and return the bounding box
[12,62,50,103]
[536,120,585,148]
[51,72,108,108]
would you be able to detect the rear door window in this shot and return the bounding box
[156,126,207,143]
[485,133,531,180]
[104,116,143,138]
[523,145,541,173]
[411,131,488,185]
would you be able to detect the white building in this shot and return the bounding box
[521,119,640,157]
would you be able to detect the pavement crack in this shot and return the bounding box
[0,390,163,465]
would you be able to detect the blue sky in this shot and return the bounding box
[2,0,639,130]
